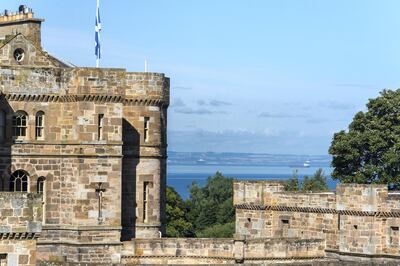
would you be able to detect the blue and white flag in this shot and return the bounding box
[95,0,101,67]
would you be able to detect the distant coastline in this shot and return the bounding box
[167,162,335,199]
[168,151,331,167]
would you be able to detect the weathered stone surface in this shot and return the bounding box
[0,6,168,265]
[0,192,42,265]
[235,180,400,263]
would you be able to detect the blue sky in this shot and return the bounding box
[4,1,400,155]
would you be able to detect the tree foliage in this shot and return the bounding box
[284,170,300,191]
[329,89,400,186]
[196,222,235,238]
[301,168,329,192]
[284,168,329,192]
[186,172,235,236]
[166,172,235,238]
[166,186,194,237]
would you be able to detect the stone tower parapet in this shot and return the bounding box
[0,6,43,47]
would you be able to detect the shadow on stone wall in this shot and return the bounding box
[121,118,140,241]
[0,95,12,191]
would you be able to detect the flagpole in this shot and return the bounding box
[95,0,101,68]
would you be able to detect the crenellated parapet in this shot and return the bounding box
[0,67,170,106]
[234,180,400,263]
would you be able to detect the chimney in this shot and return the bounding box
[0,6,44,47]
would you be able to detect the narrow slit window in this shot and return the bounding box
[0,110,5,142]
[390,226,399,245]
[35,111,44,140]
[144,117,150,143]
[281,219,290,237]
[143,182,150,222]
[37,176,45,194]
[98,114,104,141]
[12,111,27,138]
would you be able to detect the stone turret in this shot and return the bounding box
[0,6,43,47]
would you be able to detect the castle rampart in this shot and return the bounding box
[234,180,400,263]
[0,192,42,266]
[121,237,326,265]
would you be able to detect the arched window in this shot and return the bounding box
[9,170,28,192]
[12,111,27,138]
[37,176,45,194]
[35,111,44,140]
[0,110,5,142]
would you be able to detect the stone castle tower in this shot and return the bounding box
[0,5,169,263]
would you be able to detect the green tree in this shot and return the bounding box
[166,186,194,237]
[284,170,300,191]
[284,168,329,192]
[329,89,400,186]
[196,222,235,238]
[186,172,235,237]
[301,168,329,192]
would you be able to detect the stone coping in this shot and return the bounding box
[326,249,400,259]
[42,225,122,231]
[0,65,167,76]
[131,237,324,243]
[233,180,285,184]
[37,240,123,246]
[0,18,44,25]
[235,204,400,217]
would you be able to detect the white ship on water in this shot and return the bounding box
[289,160,311,168]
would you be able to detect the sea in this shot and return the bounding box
[167,165,337,199]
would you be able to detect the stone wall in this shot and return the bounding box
[121,237,326,265]
[234,181,400,262]
[0,192,42,266]
[0,17,42,48]
[0,43,169,263]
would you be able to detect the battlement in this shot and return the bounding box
[0,67,170,106]
[0,6,37,23]
[234,180,400,262]
[0,5,43,47]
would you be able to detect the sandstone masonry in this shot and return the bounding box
[234,181,400,264]
[0,6,168,264]
[1,5,400,266]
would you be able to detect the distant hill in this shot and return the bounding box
[168,151,331,167]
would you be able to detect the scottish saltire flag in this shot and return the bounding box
[95,0,101,67]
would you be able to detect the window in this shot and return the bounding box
[13,48,25,62]
[390,226,399,245]
[37,176,45,194]
[280,218,290,237]
[98,114,104,141]
[144,117,150,143]
[0,254,7,266]
[12,111,27,138]
[9,170,28,192]
[0,110,5,142]
[143,182,150,222]
[35,111,44,140]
